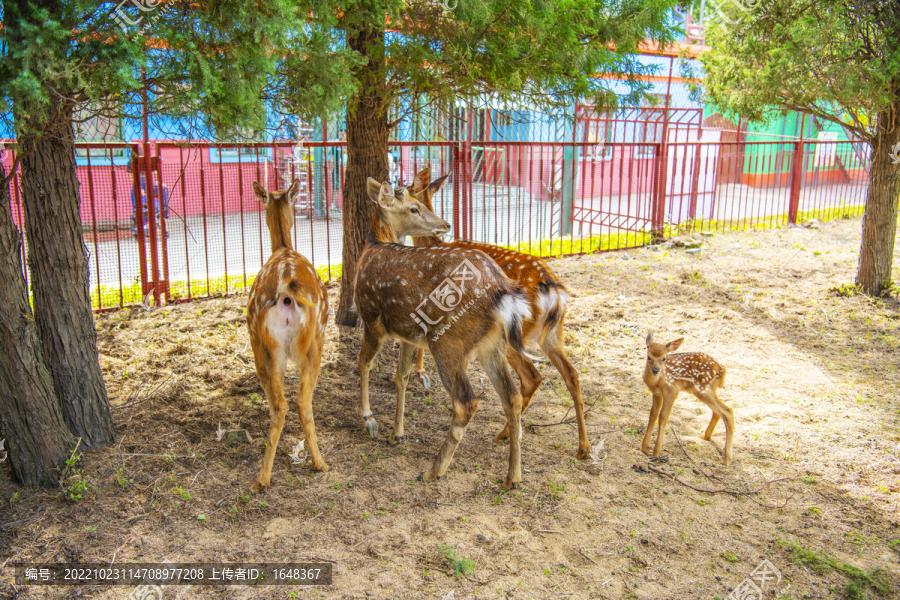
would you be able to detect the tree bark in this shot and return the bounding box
[336,26,390,327]
[17,102,115,447]
[856,106,900,296]
[0,168,76,487]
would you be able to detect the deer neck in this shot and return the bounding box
[367,206,400,247]
[268,213,294,253]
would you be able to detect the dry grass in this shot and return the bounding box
[1,216,898,600]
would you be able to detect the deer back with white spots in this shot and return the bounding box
[354,179,530,488]
[246,179,330,492]
[641,332,734,465]
[406,168,590,460]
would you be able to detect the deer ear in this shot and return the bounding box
[412,167,431,192]
[252,181,269,205]
[377,181,396,208]
[286,178,301,201]
[646,331,654,348]
[667,338,684,352]
[366,178,383,204]
[429,173,451,196]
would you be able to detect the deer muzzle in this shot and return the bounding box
[433,220,451,236]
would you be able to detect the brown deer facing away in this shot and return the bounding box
[642,332,734,465]
[246,179,329,492]
[407,168,590,460]
[355,179,530,488]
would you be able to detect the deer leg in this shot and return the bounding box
[642,393,663,455]
[495,348,542,442]
[703,413,720,441]
[418,357,477,483]
[652,391,678,458]
[542,329,591,460]
[390,341,417,445]
[414,347,431,388]
[358,325,385,441]
[696,388,734,465]
[480,347,524,489]
[252,353,288,492]
[296,344,328,472]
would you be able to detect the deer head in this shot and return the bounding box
[644,331,683,379]
[253,179,300,252]
[366,178,450,241]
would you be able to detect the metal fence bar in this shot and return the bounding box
[1,136,873,312]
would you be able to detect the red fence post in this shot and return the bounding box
[132,151,150,299]
[155,153,170,304]
[452,144,461,240]
[651,142,666,239]
[788,141,803,224]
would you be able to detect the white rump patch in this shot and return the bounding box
[537,289,557,315]
[264,284,309,362]
[496,294,531,330]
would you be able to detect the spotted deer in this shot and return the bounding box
[355,179,530,488]
[406,168,590,460]
[642,332,734,465]
[246,179,329,492]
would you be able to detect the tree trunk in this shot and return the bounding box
[0,168,76,487]
[17,103,115,448]
[336,26,390,327]
[856,107,900,296]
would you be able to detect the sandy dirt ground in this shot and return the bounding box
[1,216,899,600]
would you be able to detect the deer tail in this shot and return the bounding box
[495,285,530,355]
[537,283,569,345]
[286,280,317,308]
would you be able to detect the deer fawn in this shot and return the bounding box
[642,332,734,465]
[246,179,329,492]
[355,179,530,488]
[407,168,590,460]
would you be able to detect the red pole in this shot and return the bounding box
[653,57,675,239]
[141,69,161,305]
[789,140,803,225]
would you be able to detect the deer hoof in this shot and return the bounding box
[312,462,330,472]
[364,415,378,440]
[494,427,510,442]
[503,477,520,490]
[251,480,268,493]
[388,434,404,445]
[417,372,431,389]
[575,445,591,460]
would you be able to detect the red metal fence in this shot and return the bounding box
[3,136,869,311]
